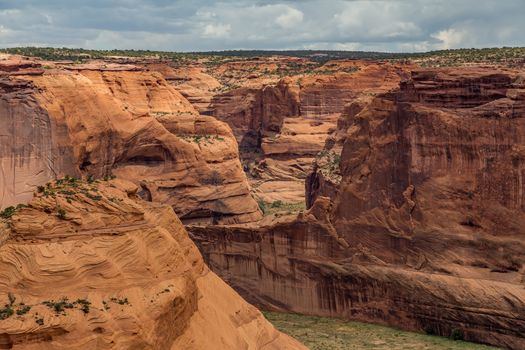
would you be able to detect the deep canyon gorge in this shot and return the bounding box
[1,50,524,349]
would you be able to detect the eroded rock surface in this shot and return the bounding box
[0,179,305,350]
[174,60,405,205]
[0,58,261,224]
[189,67,525,350]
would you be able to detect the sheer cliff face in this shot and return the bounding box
[0,78,77,208]
[0,61,261,224]
[332,67,525,242]
[190,67,525,350]
[0,179,305,350]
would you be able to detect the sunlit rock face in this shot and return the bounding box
[0,179,305,349]
[0,58,261,224]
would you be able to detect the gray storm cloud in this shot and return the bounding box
[0,0,523,51]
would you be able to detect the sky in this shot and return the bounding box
[0,0,523,52]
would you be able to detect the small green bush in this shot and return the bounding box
[43,298,75,314]
[0,206,16,219]
[76,299,91,314]
[257,199,267,215]
[0,305,13,320]
[0,293,17,320]
[110,297,129,305]
[16,305,31,316]
[56,208,67,220]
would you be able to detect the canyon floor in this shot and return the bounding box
[264,312,500,350]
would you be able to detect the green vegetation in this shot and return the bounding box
[210,83,241,93]
[75,299,91,314]
[0,47,196,62]
[316,150,342,179]
[56,208,67,220]
[0,204,28,220]
[0,301,14,320]
[43,297,92,315]
[273,62,360,78]
[258,200,305,216]
[110,297,130,305]
[34,175,112,205]
[257,199,267,215]
[16,305,31,316]
[177,134,226,145]
[3,294,91,324]
[3,47,524,68]
[0,293,32,320]
[0,205,25,219]
[43,298,75,314]
[264,312,500,350]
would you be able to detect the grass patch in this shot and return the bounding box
[259,201,305,216]
[263,312,501,350]
[56,208,67,220]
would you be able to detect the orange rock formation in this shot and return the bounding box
[0,178,305,349]
[0,58,261,224]
[163,59,406,204]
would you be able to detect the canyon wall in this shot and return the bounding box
[177,60,405,204]
[189,67,525,349]
[0,59,261,224]
[0,69,78,207]
[0,179,305,349]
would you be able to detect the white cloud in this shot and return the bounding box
[275,7,303,29]
[0,0,523,51]
[202,23,231,39]
[334,1,420,40]
[431,28,468,50]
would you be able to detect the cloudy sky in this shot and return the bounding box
[0,0,523,52]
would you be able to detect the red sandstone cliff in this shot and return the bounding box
[165,59,405,205]
[0,58,261,224]
[189,66,525,350]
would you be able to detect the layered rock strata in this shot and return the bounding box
[0,178,305,349]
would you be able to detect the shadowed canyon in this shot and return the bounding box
[1,48,525,349]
